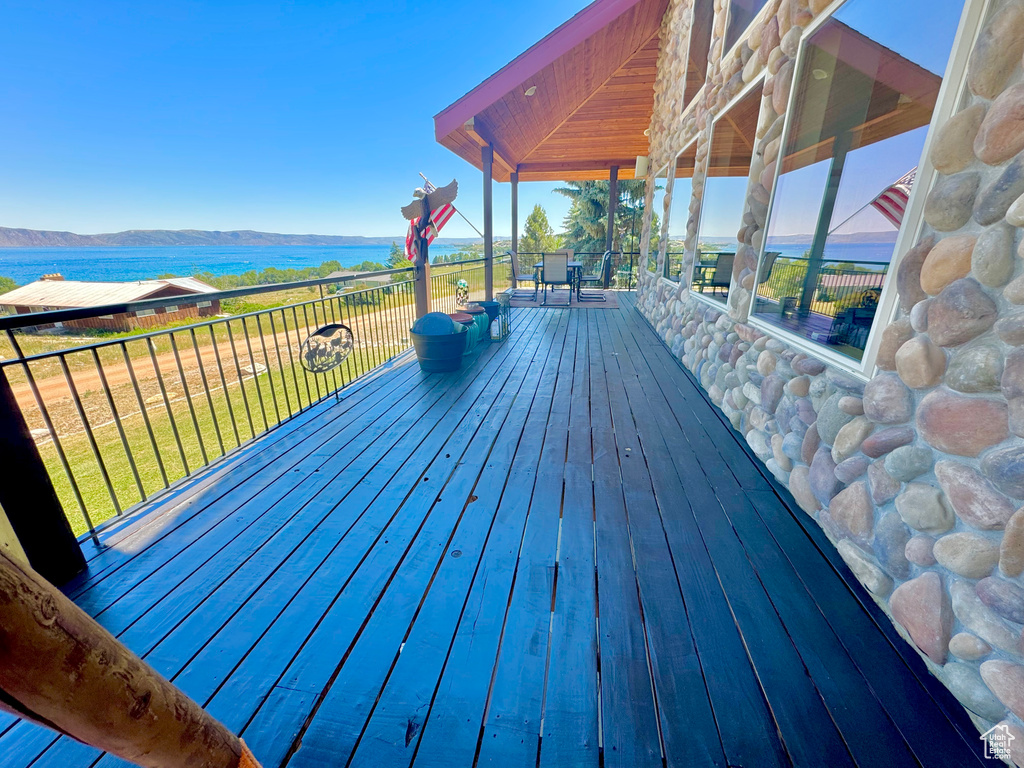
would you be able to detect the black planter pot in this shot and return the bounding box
[411,328,467,372]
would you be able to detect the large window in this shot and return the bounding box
[751,0,964,362]
[647,167,669,273]
[692,86,760,304]
[685,0,714,105]
[664,142,698,281]
[725,0,769,53]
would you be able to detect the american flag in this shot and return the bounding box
[405,180,457,261]
[869,168,916,228]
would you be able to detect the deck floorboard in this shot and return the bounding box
[3,297,988,767]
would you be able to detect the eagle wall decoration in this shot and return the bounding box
[401,179,458,262]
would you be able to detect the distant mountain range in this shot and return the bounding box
[0,227,486,248]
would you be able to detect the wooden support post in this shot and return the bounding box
[606,165,619,288]
[799,131,852,316]
[510,170,519,287]
[413,233,431,319]
[0,550,255,768]
[0,368,84,585]
[483,144,494,301]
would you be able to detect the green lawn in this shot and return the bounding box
[41,343,407,537]
[7,266,495,537]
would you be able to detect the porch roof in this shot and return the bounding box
[434,0,668,182]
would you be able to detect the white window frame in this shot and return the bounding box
[662,135,703,284]
[722,0,774,65]
[164,304,179,313]
[689,73,766,312]
[744,0,987,379]
[197,300,212,308]
[644,163,673,277]
[681,0,713,110]
[135,308,156,318]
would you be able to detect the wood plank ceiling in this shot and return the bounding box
[435,0,669,182]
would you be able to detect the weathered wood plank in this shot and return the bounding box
[474,313,580,767]
[409,313,575,768]
[618,295,987,766]
[586,311,662,768]
[286,313,565,767]
[537,313,599,768]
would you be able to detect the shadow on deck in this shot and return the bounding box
[0,295,986,767]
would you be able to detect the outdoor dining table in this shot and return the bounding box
[533,260,585,297]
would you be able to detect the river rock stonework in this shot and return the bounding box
[636,0,1024,743]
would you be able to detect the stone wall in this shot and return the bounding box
[635,0,1024,751]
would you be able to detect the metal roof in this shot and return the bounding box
[0,278,217,309]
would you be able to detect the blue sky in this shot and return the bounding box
[1,0,589,238]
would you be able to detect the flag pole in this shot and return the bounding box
[419,172,485,239]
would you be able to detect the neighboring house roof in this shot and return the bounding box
[0,278,217,309]
[819,273,887,289]
[158,276,220,294]
[326,271,392,285]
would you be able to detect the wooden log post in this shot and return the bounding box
[482,144,494,301]
[0,550,259,768]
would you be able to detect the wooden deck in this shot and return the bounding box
[0,295,987,767]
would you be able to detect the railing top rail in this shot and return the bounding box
[0,267,423,331]
[515,251,622,256]
[761,254,891,268]
[0,278,417,365]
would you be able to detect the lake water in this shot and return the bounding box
[0,243,468,286]
[698,239,896,266]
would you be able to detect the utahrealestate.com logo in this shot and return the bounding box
[981,723,1015,761]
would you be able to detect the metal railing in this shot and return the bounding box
[429,257,488,314]
[515,251,639,289]
[0,260,485,542]
[754,255,888,319]
[664,251,688,282]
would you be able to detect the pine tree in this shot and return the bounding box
[519,204,561,254]
[553,180,650,255]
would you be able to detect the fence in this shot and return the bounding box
[430,257,487,314]
[0,260,487,542]
[516,251,639,289]
[754,255,888,319]
[664,251,687,282]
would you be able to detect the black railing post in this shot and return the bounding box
[482,144,494,301]
[0,368,85,584]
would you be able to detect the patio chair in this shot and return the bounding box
[756,251,781,283]
[708,252,735,296]
[578,250,612,301]
[541,251,572,306]
[507,250,538,300]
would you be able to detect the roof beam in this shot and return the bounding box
[517,159,639,174]
[463,117,517,178]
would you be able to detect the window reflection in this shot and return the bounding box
[752,0,962,361]
[693,86,759,304]
[647,168,669,273]
[665,142,698,281]
[685,0,714,105]
[725,0,769,53]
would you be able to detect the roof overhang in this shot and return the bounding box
[434,0,669,182]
